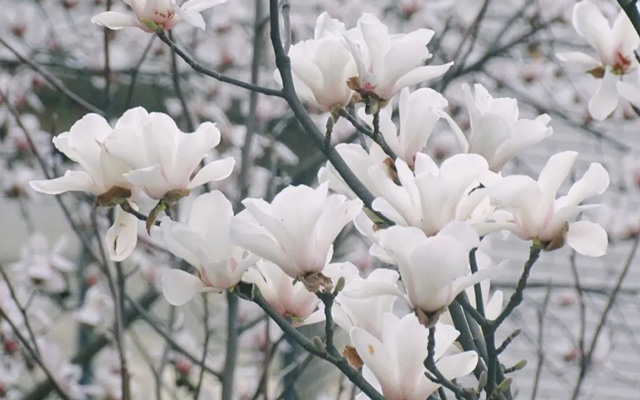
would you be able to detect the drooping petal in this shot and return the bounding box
[105,205,138,261]
[566,221,608,257]
[30,171,96,195]
[91,11,139,30]
[162,269,206,306]
[588,68,619,121]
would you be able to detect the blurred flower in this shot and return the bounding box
[489,151,609,256]
[557,1,639,120]
[161,191,255,306]
[92,0,227,32]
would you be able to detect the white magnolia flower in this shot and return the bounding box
[161,191,255,306]
[451,84,552,172]
[370,153,493,236]
[490,151,609,256]
[367,222,495,325]
[359,88,449,166]
[557,1,640,120]
[333,268,399,339]
[231,183,362,291]
[29,113,131,199]
[286,12,357,111]
[341,13,453,103]
[92,0,227,32]
[351,313,477,400]
[243,259,321,326]
[103,107,234,200]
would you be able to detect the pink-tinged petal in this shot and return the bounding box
[105,206,138,261]
[556,52,601,68]
[30,171,95,195]
[566,221,608,257]
[162,269,206,306]
[91,12,139,30]
[588,68,619,121]
[392,63,453,94]
[188,157,235,189]
[435,351,478,380]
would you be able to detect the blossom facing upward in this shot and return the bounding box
[161,191,255,306]
[231,183,362,292]
[350,313,477,400]
[489,151,609,256]
[557,1,640,120]
[286,12,357,111]
[92,0,227,32]
[341,13,453,105]
[454,83,553,172]
[102,107,234,201]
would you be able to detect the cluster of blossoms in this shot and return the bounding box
[23,3,613,398]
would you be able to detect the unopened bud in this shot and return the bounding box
[504,359,527,374]
[313,336,325,352]
[334,277,346,294]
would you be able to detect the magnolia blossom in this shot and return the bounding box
[341,13,453,104]
[333,268,399,339]
[286,12,357,111]
[351,313,477,400]
[161,191,255,306]
[557,1,640,120]
[103,107,234,201]
[490,151,609,256]
[450,83,552,172]
[366,222,495,325]
[231,183,362,291]
[359,88,449,166]
[92,0,227,32]
[370,153,493,236]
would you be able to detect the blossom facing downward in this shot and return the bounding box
[350,313,477,400]
[286,12,357,111]
[231,183,362,292]
[557,1,640,120]
[341,13,453,105]
[489,151,609,256]
[92,0,227,32]
[102,107,234,201]
[453,83,553,172]
[161,191,255,306]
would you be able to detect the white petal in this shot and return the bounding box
[105,206,138,261]
[30,171,96,195]
[162,269,206,306]
[91,12,139,30]
[188,158,235,189]
[556,52,601,68]
[617,79,640,108]
[588,68,619,121]
[435,351,478,380]
[393,63,453,93]
[566,221,608,257]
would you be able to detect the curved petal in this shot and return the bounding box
[588,68,619,121]
[30,171,96,195]
[105,205,138,261]
[188,157,235,189]
[566,220,608,257]
[162,269,205,306]
[436,351,478,380]
[393,63,453,94]
[91,11,139,30]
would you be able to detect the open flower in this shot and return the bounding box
[161,191,255,306]
[449,83,552,172]
[489,151,609,256]
[369,222,496,325]
[29,114,138,261]
[102,107,234,201]
[341,13,452,106]
[556,1,640,120]
[231,183,362,292]
[285,12,357,111]
[92,0,227,32]
[351,313,477,400]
